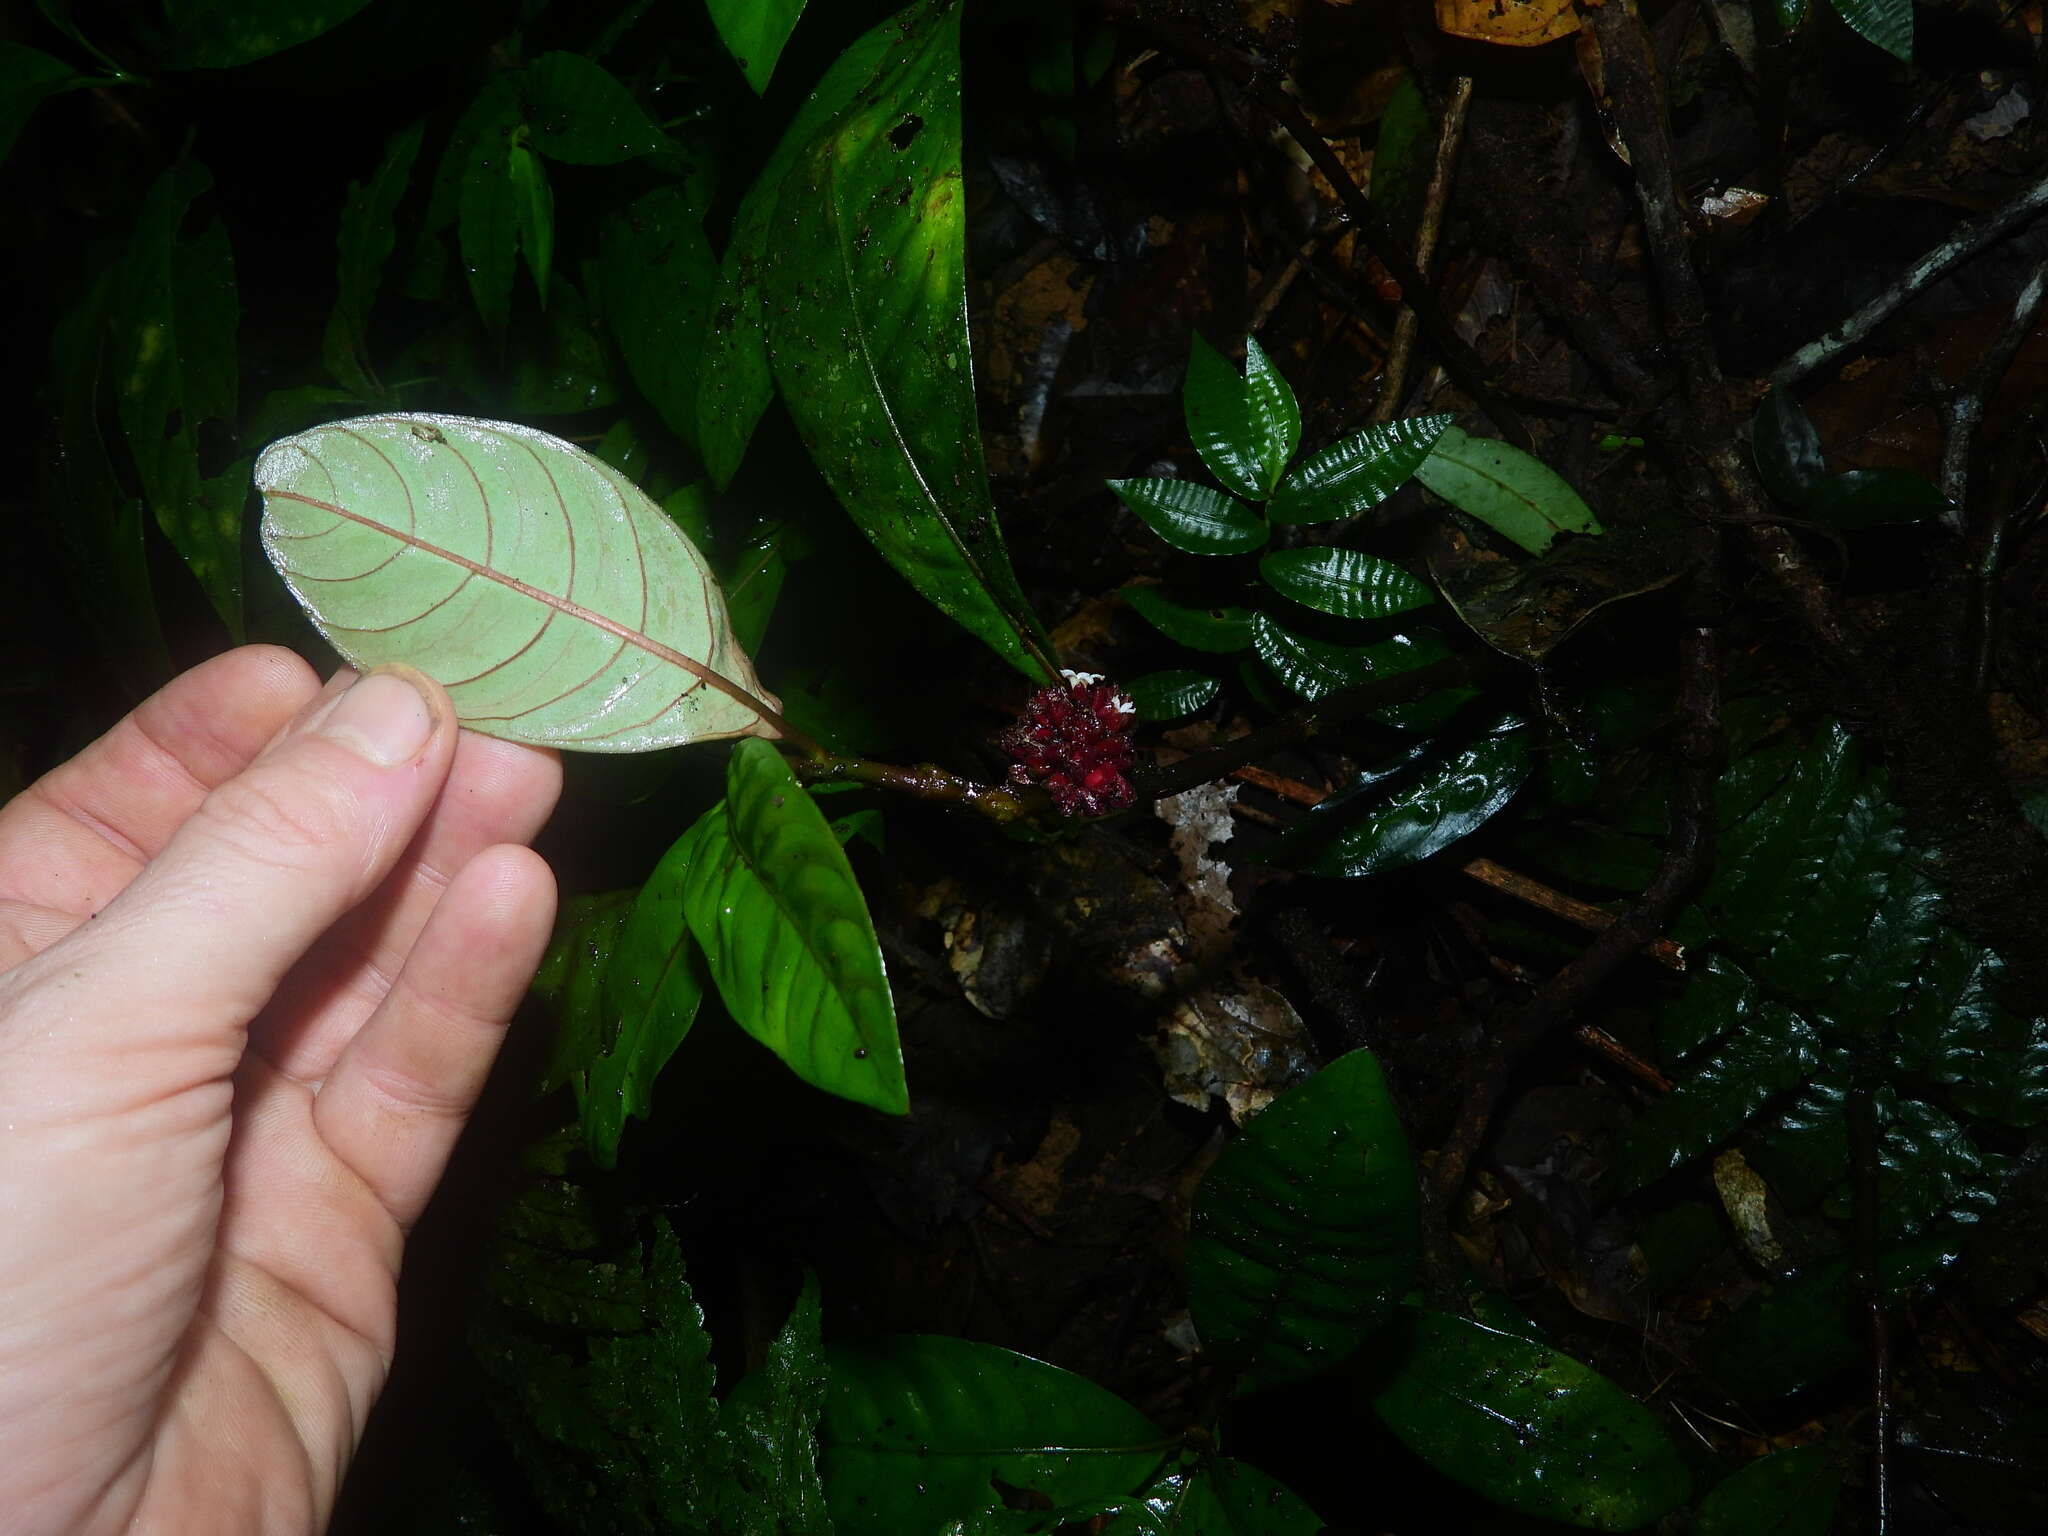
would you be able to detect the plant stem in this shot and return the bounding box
[1372,76,1474,423]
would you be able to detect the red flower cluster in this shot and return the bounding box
[999,670,1139,817]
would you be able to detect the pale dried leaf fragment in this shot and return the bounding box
[1436,0,1580,48]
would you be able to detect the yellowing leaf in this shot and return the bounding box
[1435,0,1580,47]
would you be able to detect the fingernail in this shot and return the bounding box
[318,669,437,766]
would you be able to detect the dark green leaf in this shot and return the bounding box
[1250,612,1382,701]
[459,128,520,338]
[601,186,719,457]
[709,0,810,94]
[1705,1235,1958,1399]
[1259,546,1433,619]
[532,889,636,1104]
[1121,584,1255,652]
[1109,478,1266,555]
[1268,415,1451,525]
[1183,334,1299,500]
[508,143,554,299]
[1774,0,1810,25]
[1187,1048,1419,1392]
[762,0,1055,680]
[0,42,97,162]
[322,121,423,397]
[1104,1457,1325,1534]
[697,15,901,487]
[1415,426,1601,554]
[1367,1310,1690,1531]
[1126,670,1220,721]
[819,1335,1165,1536]
[156,0,375,69]
[1829,0,1911,60]
[1749,386,1825,505]
[719,1275,834,1536]
[1696,1447,1841,1536]
[113,162,244,638]
[1805,469,1949,529]
[521,52,668,165]
[681,740,908,1114]
[1276,721,1530,879]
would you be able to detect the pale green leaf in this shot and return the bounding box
[1416,426,1602,554]
[681,739,907,1115]
[256,413,781,751]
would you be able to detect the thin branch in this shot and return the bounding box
[1373,76,1475,423]
[1939,256,2048,518]
[1771,170,2048,388]
[792,754,1037,821]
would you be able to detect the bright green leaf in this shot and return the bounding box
[601,187,719,459]
[708,0,810,94]
[1369,1310,1689,1530]
[1109,477,1266,555]
[1268,415,1451,525]
[1829,0,1911,60]
[256,413,781,750]
[819,1335,1166,1536]
[1122,585,1254,652]
[1749,386,1825,505]
[761,0,1055,681]
[1275,721,1530,878]
[1696,1446,1841,1536]
[1416,426,1601,554]
[1187,1048,1419,1392]
[1126,669,1220,721]
[322,121,423,397]
[1259,546,1433,619]
[1183,334,1300,499]
[521,52,668,164]
[156,0,375,69]
[681,739,907,1114]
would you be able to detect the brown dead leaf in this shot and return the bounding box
[1438,0,1580,48]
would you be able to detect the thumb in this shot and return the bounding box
[8,666,457,1110]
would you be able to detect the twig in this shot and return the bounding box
[1939,256,2048,519]
[792,754,1037,821]
[1770,170,2048,388]
[1373,76,1475,423]
[1459,857,1688,971]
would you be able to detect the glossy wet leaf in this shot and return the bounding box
[718,1275,834,1536]
[155,0,375,69]
[1696,1446,1840,1536]
[1275,720,1530,878]
[256,413,781,750]
[323,121,422,397]
[1805,468,1949,529]
[1268,415,1452,525]
[697,13,900,487]
[1126,670,1220,721]
[818,1335,1164,1536]
[1251,612,1453,706]
[1109,478,1266,555]
[1183,334,1299,500]
[1367,1310,1690,1530]
[761,0,1055,681]
[1259,546,1433,618]
[1830,0,1911,60]
[1749,386,1825,505]
[1104,1457,1325,1534]
[0,41,97,161]
[601,186,719,457]
[521,52,667,165]
[1416,426,1601,554]
[1187,1048,1419,1392]
[1122,584,1255,652]
[680,740,907,1115]
[710,0,810,93]
[114,161,245,638]
[1705,1235,1957,1399]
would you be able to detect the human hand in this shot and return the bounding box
[0,647,561,1535]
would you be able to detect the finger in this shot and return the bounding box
[0,646,319,945]
[253,730,561,1081]
[313,844,556,1230]
[2,666,456,1112]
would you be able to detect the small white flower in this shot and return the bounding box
[1061,669,1104,687]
